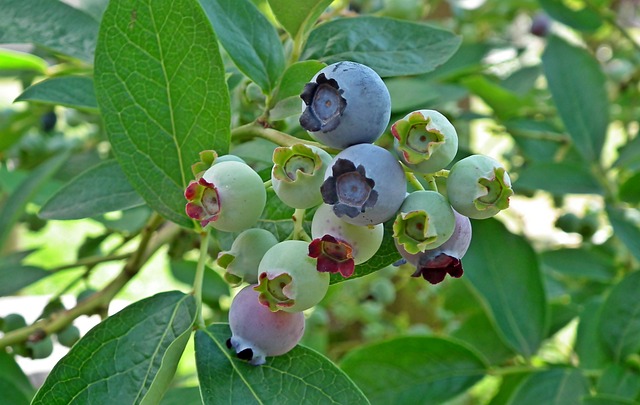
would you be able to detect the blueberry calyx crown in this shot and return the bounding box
[299,73,347,133]
[321,158,378,218]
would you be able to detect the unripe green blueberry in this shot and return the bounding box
[217,228,278,286]
[393,190,456,254]
[446,155,513,219]
[271,144,333,209]
[56,325,81,348]
[27,336,54,359]
[391,109,458,174]
[2,313,27,332]
[308,203,383,278]
[254,240,330,313]
[227,285,305,366]
[185,161,266,232]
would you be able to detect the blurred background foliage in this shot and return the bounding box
[1,0,640,404]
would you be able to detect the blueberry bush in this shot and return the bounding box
[1,0,640,404]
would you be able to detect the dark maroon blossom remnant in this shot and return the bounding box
[411,253,463,284]
[308,235,355,278]
[321,158,378,219]
[184,177,221,228]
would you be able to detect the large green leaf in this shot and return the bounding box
[606,206,640,262]
[340,336,487,405]
[540,247,615,282]
[596,364,640,400]
[94,0,230,228]
[195,323,369,404]
[269,60,326,120]
[0,150,69,249]
[598,271,640,362]
[199,0,285,93]
[39,159,144,220]
[539,0,602,32]
[461,75,528,120]
[32,291,196,405]
[302,16,461,77]
[15,76,98,111]
[0,351,34,405]
[463,219,547,358]
[619,172,640,205]
[0,0,99,63]
[515,162,604,195]
[506,368,589,405]
[0,262,49,296]
[542,36,609,162]
[268,0,333,39]
[0,48,47,74]
[575,298,610,370]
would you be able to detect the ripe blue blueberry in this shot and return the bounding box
[321,143,406,226]
[227,285,305,366]
[299,61,391,149]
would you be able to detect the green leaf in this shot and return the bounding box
[487,372,532,405]
[0,48,47,74]
[15,76,98,111]
[0,262,49,296]
[582,395,640,405]
[39,159,144,220]
[463,219,547,358]
[386,77,440,113]
[340,336,487,405]
[540,247,615,282]
[542,36,609,162]
[515,162,603,195]
[93,206,152,235]
[0,109,40,152]
[195,323,369,404]
[596,364,640,400]
[606,206,640,262]
[331,218,401,284]
[32,291,197,405]
[0,150,69,249]
[614,136,640,170]
[270,60,325,106]
[199,0,285,93]
[539,0,603,32]
[506,368,589,405]
[461,75,528,120]
[159,386,202,405]
[598,271,640,362]
[0,351,35,405]
[0,0,99,63]
[575,298,610,370]
[302,16,461,77]
[268,0,333,39]
[169,260,230,308]
[94,0,230,228]
[451,310,516,365]
[619,172,640,205]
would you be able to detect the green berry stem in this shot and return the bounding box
[192,230,210,329]
[291,208,311,242]
[263,179,272,189]
[0,214,179,350]
[232,122,338,153]
[433,169,450,178]
[405,171,425,191]
[422,174,438,192]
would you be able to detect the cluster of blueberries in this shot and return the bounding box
[184,61,513,365]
